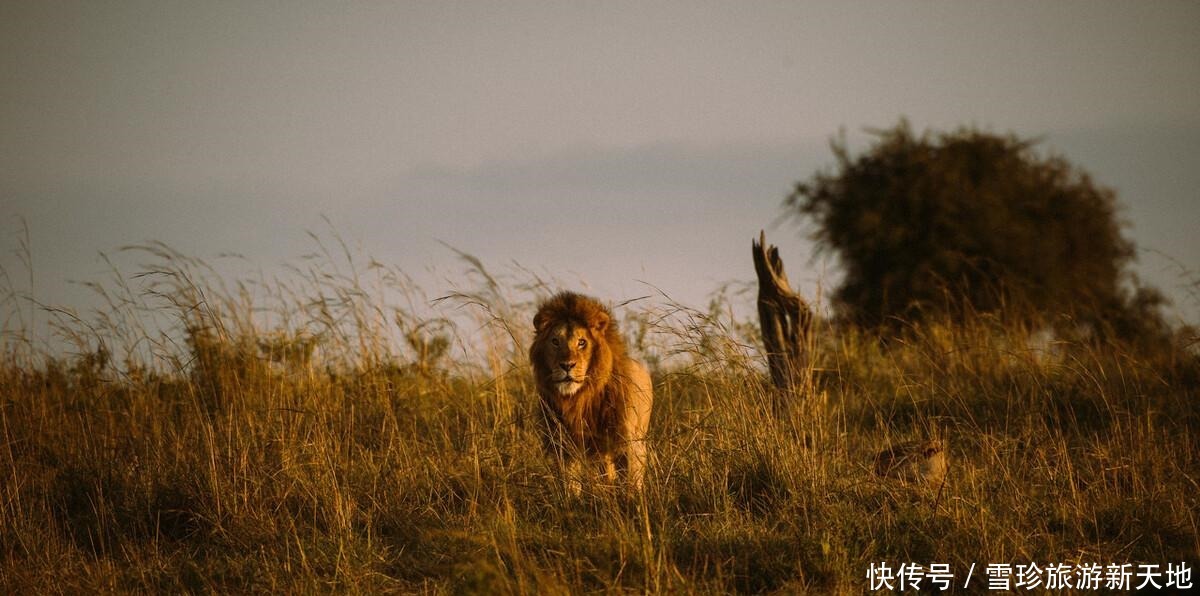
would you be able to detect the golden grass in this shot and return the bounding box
[1,241,1197,593]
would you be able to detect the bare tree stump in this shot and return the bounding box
[752,230,814,395]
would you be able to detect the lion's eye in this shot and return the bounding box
[551,337,560,346]
[577,338,587,349]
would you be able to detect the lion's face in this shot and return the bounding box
[539,322,597,395]
[531,292,615,399]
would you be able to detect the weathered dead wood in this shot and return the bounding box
[752,230,814,395]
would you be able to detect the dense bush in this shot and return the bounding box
[787,121,1167,342]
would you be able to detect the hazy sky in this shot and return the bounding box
[4,1,1199,342]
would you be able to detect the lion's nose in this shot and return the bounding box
[559,362,576,373]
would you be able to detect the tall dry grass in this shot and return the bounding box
[1,239,1197,593]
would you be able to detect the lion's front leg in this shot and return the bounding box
[563,457,584,497]
[624,439,648,491]
[601,454,618,483]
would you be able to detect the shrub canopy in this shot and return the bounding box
[787,121,1162,338]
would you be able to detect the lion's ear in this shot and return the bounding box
[533,310,548,333]
[590,311,610,333]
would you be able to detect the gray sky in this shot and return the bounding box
[4,0,1199,344]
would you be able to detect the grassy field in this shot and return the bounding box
[2,244,1197,593]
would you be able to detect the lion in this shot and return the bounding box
[529,291,653,493]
